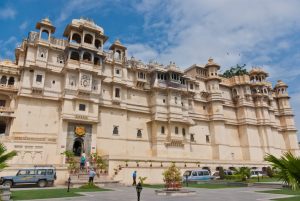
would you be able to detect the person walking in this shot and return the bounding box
[89,168,96,184]
[132,170,137,186]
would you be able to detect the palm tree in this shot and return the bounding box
[265,152,300,191]
[0,143,17,170]
[234,167,251,181]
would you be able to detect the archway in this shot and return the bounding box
[73,138,84,156]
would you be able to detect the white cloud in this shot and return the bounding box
[126,43,158,62]
[19,21,28,31]
[0,7,16,19]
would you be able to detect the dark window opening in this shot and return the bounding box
[113,126,119,135]
[36,75,43,82]
[0,76,7,85]
[83,52,92,62]
[94,57,100,65]
[206,135,210,143]
[190,134,195,142]
[52,80,55,84]
[115,50,121,60]
[84,34,93,44]
[182,128,186,136]
[161,126,165,134]
[0,123,6,134]
[175,127,178,134]
[190,84,194,89]
[71,33,81,44]
[79,104,86,111]
[95,39,101,49]
[70,51,80,61]
[115,88,120,98]
[163,99,166,103]
[115,69,120,74]
[0,100,6,107]
[137,129,142,138]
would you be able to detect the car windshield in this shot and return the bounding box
[183,171,192,176]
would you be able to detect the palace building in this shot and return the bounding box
[0,18,298,183]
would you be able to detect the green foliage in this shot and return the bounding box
[162,163,182,185]
[219,167,225,180]
[138,176,147,185]
[91,153,107,172]
[221,64,248,78]
[265,152,300,191]
[266,166,274,178]
[61,151,77,173]
[233,167,251,181]
[224,175,243,181]
[0,143,17,171]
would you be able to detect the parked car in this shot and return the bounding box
[250,170,263,178]
[0,166,56,188]
[183,169,214,182]
[212,170,235,179]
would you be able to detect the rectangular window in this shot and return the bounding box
[115,69,120,75]
[175,127,178,134]
[79,104,86,111]
[113,126,119,135]
[190,134,195,142]
[137,129,142,138]
[182,128,186,136]
[206,135,210,143]
[190,84,194,89]
[161,126,165,134]
[115,88,120,98]
[36,74,43,82]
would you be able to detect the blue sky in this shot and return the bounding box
[0,0,299,139]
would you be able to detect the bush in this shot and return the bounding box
[219,167,225,180]
[163,163,182,189]
[224,175,242,181]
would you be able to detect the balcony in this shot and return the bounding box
[0,106,14,118]
[0,84,18,92]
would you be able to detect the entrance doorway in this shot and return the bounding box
[73,138,84,156]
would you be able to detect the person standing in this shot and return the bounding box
[80,154,86,171]
[132,170,137,186]
[89,168,96,184]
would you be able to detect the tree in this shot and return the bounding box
[234,167,251,181]
[219,167,225,180]
[162,163,182,189]
[265,152,300,191]
[221,64,248,78]
[61,151,77,174]
[0,143,17,171]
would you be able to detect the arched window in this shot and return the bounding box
[8,77,15,85]
[232,88,238,97]
[84,34,93,44]
[115,50,121,60]
[83,52,92,62]
[0,76,7,85]
[161,126,165,134]
[71,33,81,44]
[41,29,49,41]
[95,39,101,49]
[182,128,186,136]
[70,51,80,61]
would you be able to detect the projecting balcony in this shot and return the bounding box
[0,106,15,118]
[0,84,18,92]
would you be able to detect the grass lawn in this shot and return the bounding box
[143,183,242,189]
[11,187,110,200]
[248,177,280,183]
[259,189,300,201]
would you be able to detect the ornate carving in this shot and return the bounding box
[28,32,39,43]
[57,53,65,64]
[38,47,48,58]
[81,74,91,87]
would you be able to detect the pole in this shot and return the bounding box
[137,192,140,201]
[185,175,188,187]
[67,177,71,192]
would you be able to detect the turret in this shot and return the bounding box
[35,17,55,41]
[109,39,127,62]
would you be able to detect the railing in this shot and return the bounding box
[0,106,14,112]
[0,84,18,90]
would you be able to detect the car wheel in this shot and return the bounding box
[3,180,13,188]
[38,180,47,188]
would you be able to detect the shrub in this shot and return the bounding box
[163,163,182,189]
[219,167,225,180]
[79,183,100,189]
[224,175,242,181]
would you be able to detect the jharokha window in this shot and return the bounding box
[137,129,142,138]
[113,126,119,135]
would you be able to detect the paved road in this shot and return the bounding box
[19,186,294,201]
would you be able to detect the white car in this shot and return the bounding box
[250,170,263,178]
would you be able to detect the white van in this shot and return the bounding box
[183,169,214,181]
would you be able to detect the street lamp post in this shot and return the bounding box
[67,176,71,192]
[136,182,143,201]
